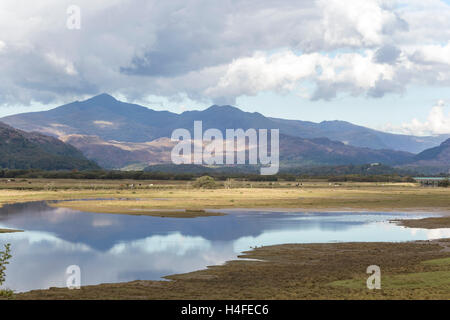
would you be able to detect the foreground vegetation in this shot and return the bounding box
[15,239,450,299]
[0,244,12,299]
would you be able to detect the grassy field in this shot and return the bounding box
[0,228,22,233]
[0,179,449,219]
[15,239,450,300]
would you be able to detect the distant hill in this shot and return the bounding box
[1,93,447,153]
[144,164,261,175]
[269,118,448,153]
[144,163,417,177]
[414,138,450,163]
[0,122,100,170]
[401,139,450,174]
[56,131,415,169]
[279,134,414,166]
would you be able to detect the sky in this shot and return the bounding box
[1,0,450,136]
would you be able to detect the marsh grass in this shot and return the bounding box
[47,185,450,217]
[0,229,23,234]
[330,271,450,289]
[14,240,450,300]
[395,216,450,229]
[0,179,449,218]
[422,257,450,266]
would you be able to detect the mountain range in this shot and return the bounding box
[0,122,100,170]
[1,93,449,172]
[2,93,448,151]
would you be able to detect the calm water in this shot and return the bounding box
[0,201,449,292]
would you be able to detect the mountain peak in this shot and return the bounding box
[205,105,242,112]
[85,93,117,104]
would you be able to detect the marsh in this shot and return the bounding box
[0,200,449,293]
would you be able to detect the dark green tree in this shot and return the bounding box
[192,176,218,189]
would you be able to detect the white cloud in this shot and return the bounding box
[408,41,450,66]
[383,100,450,136]
[0,0,449,105]
[204,49,396,102]
[109,232,211,256]
[45,53,78,76]
[204,51,319,99]
[318,0,407,48]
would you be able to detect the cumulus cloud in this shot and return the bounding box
[0,0,449,106]
[45,53,78,76]
[317,0,408,48]
[409,42,450,66]
[384,100,450,136]
[204,51,319,101]
[204,49,397,102]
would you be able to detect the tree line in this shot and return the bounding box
[0,168,425,183]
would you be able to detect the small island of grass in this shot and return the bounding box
[0,228,23,234]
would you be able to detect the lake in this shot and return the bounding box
[0,201,449,292]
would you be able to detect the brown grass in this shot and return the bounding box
[394,216,450,229]
[1,179,449,218]
[15,240,450,300]
[0,228,23,233]
[40,184,450,215]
